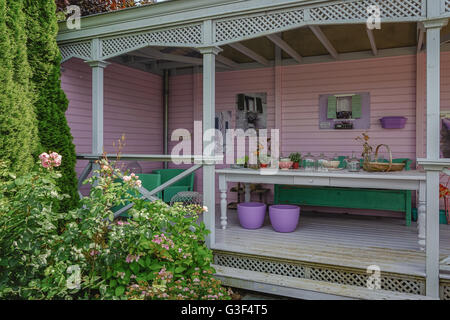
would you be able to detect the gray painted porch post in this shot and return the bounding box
[423,0,448,298]
[199,20,222,248]
[86,39,109,175]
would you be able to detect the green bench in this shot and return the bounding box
[274,158,414,226]
[152,169,195,203]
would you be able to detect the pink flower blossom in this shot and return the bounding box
[39,152,49,160]
[126,254,140,263]
[89,249,99,256]
[39,151,62,169]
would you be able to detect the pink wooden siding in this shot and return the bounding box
[167,56,419,208]
[62,52,450,212]
[168,69,276,202]
[442,52,450,114]
[280,55,417,160]
[416,51,450,159]
[62,58,164,183]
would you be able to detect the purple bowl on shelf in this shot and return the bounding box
[237,202,267,230]
[269,205,300,233]
[380,116,407,129]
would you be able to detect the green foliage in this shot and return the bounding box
[55,0,155,17]
[0,161,67,299]
[289,152,301,163]
[0,157,231,300]
[0,0,38,174]
[24,0,79,210]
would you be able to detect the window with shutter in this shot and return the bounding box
[327,96,337,119]
[352,94,362,119]
[319,92,370,130]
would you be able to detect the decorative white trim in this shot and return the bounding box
[101,23,203,60]
[213,0,426,46]
[60,41,92,63]
[86,60,110,68]
[58,0,430,61]
[214,6,305,45]
[309,0,425,24]
[417,159,450,172]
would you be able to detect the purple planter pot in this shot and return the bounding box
[269,205,300,233]
[380,116,407,129]
[237,202,267,230]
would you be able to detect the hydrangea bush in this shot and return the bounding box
[0,153,231,300]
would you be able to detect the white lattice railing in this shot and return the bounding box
[214,0,425,45]
[59,0,429,62]
[309,0,424,23]
[60,41,92,63]
[214,7,305,45]
[445,0,450,13]
[101,23,203,60]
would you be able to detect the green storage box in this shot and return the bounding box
[412,208,448,225]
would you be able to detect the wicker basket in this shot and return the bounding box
[362,144,405,172]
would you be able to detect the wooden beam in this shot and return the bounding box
[229,42,270,66]
[215,54,240,68]
[366,28,378,56]
[132,48,204,65]
[267,33,302,63]
[417,24,425,53]
[193,47,239,68]
[309,25,339,59]
[155,62,194,70]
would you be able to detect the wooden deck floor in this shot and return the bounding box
[214,208,450,277]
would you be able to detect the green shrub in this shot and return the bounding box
[24,0,79,211]
[0,156,231,300]
[0,0,38,175]
[0,159,67,299]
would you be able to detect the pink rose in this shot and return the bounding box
[39,152,49,160]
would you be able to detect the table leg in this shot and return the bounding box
[219,175,228,230]
[244,183,251,202]
[418,181,426,251]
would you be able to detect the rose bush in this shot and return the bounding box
[0,153,231,300]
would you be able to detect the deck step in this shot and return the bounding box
[213,265,435,300]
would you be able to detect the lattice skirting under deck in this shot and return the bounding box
[214,251,427,297]
[440,280,450,300]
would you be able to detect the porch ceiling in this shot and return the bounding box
[112,22,426,74]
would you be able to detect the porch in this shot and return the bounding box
[213,208,450,299]
[58,0,450,299]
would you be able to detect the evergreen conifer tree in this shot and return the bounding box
[25,0,79,210]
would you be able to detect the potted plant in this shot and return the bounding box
[259,154,270,169]
[279,156,293,170]
[236,155,249,168]
[289,152,301,169]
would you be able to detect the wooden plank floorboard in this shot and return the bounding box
[214,208,450,277]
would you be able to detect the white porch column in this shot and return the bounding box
[421,0,448,298]
[86,38,109,157]
[199,20,222,248]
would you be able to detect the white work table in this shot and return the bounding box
[216,168,427,249]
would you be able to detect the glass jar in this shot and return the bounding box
[304,152,316,172]
[347,152,361,172]
[317,153,329,172]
